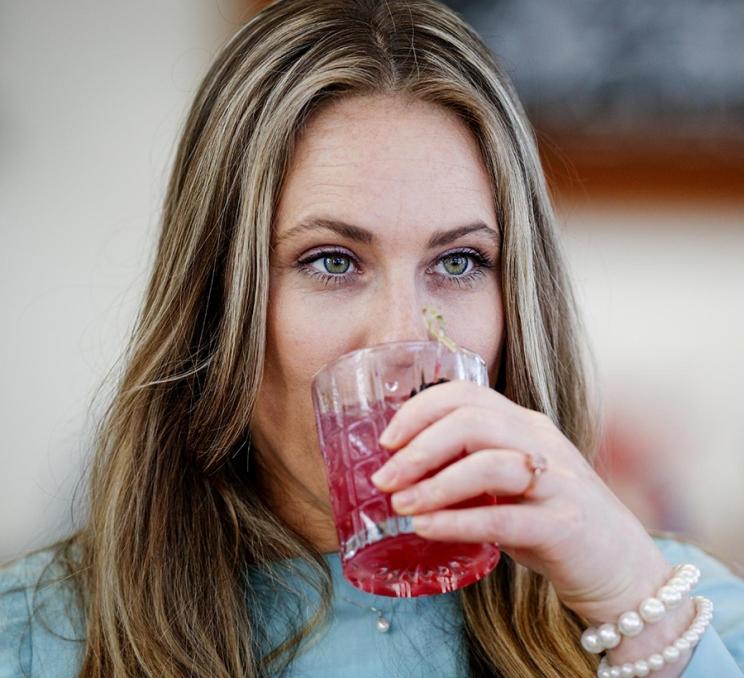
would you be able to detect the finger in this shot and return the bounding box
[379,379,543,451]
[371,404,554,492]
[390,448,564,515]
[410,503,551,547]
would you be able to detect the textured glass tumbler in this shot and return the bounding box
[311,340,501,597]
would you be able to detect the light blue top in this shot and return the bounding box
[1,537,743,677]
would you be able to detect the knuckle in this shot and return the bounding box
[450,406,471,426]
[458,405,489,427]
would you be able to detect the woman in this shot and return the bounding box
[2,0,743,676]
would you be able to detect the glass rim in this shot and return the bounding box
[310,339,486,384]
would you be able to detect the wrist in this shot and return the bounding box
[584,556,674,626]
[606,597,696,676]
[578,561,709,678]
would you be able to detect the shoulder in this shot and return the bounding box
[653,534,744,597]
[0,545,86,678]
[653,535,744,669]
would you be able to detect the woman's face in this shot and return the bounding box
[251,93,505,549]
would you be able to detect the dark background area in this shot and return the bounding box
[443,0,744,199]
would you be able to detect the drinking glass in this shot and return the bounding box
[311,339,501,597]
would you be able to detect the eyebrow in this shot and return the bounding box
[275,217,500,249]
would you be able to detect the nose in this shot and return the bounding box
[364,281,431,348]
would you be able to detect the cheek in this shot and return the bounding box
[445,286,505,386]
[483,291,506,383]
[267,286,352,392]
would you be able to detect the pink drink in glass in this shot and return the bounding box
[312,341,501,597]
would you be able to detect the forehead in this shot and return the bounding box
[274,94,498,240]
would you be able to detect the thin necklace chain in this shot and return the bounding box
[340,594,396,633]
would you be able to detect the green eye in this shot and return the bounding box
[324,255,351,274]
[442,254,469,276]
[296,246,496,290]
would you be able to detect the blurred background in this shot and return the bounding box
[1,0,742,568]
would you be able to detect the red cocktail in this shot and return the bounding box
[311,340,501,597]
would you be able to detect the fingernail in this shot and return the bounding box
[378,424,398,448]
[370,464,395,488]
[412,515,431,532]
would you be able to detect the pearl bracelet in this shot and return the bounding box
[581,563,701,654]
[597,595,714,678]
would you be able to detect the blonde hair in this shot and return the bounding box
[5,0,606,675]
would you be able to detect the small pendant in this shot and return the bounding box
[376,615,391,633]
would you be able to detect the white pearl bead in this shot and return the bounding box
[598,668,612,678]
[610,667,622,678]
[634,659,650,677]
[668,576,688,592]
[618,611,644,637]
[598,623,622,649]
[581,628,604,653]
[648,654,665,670]
[376,616,390,632]
[620,663,635,677]
[662,645,681,663]
[657,585,683,609]
[683,630,700,644]
[639,597,666,623]
[692,622,706,635]
[675,637,691,652]
[677,569,695,583]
